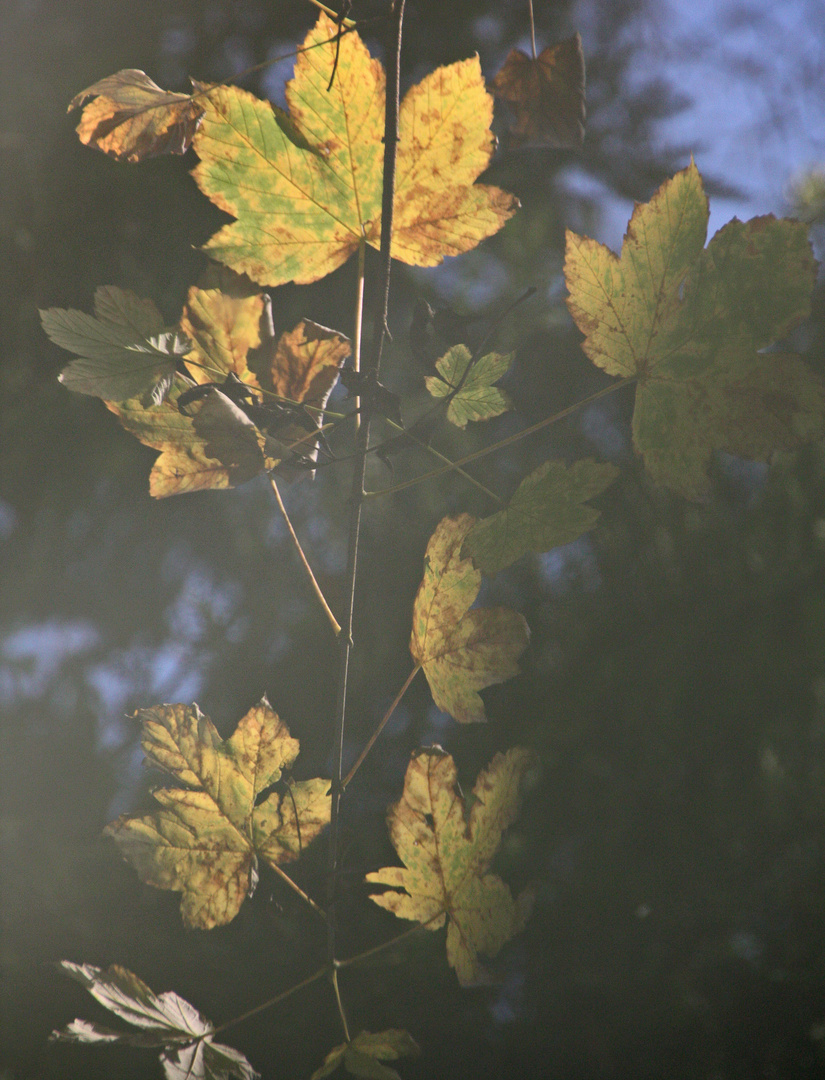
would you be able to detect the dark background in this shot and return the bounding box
[3,1,825,1077]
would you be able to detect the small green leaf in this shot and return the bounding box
[425,345,513,428]
[311,1031,420,1080]
[42,286,187,404]
[462,458,619,575]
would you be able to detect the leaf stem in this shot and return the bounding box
[268,860,328,921]
[336,912,443,970]
[305,0,357,28]
[342,665,421,790]
[365,377,635,500]
[353,234,366,432]
[528,0,537,60]
[210,966,327,1037]
[331,966,351,1042]
[269,477,342,636]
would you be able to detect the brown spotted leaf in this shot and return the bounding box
[410,515,529,723]
[565,161,825,498]
[104,699,330,929]
[492,35,585,149]
[191,13,517,286]
[366,747,534,986]
[69,69,204,162]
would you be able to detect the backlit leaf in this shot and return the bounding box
[52,961,258,1080]
[462,458,619,575]
[69,69,204,162]
[104,699,330,929]
[191,14,517,286]
[564,161,825,498]
[424,346,514,428]
[179,286,267,387]
[311,1030,420,1080]
[41,286,187,405]
[366,747,534,986]
[410,515,529,723]
[492,34,586,149]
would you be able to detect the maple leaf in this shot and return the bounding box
[41,286,189,405]
[94,283,347,496]
[311,1030,420,1080]
[462,458,619,575]
[424,346,514,428]
[564,161,825,498]
[190,13,518,287]
[104,700,330,929]
[491,34,585,149]
[366,747,534,986]
[69,69,204,162]
[52,961,258,1080]
[410,515,529,723]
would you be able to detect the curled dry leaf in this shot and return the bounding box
[491,34,585,149]
[105,699,330,929]
[366,747,535,986]
[69,69,205,162]
[564,161,825,498]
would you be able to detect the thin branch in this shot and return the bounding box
[353,235,366,432]
[528,0,537,60]
[343,665,421,790]
[326,0,406,975]
[268,860,328,922]
[269,477,342,636]
[336,912,444,970]
[366,377,636,500]
[331,967,351,1042]
[210,966,327,1037]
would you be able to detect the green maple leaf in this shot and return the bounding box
[424,345,514,428]
[410,514,530,723]
[564,161,824,498]
[366,747,534,986]
[311,1030,420,1080]
[41,286,189,405]
[190,13,517,286]
[462,458,619,575]
[52,961,258,1080]
[105,699,330,929]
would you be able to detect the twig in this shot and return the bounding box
[269,477,341,636]
[326,0,407,975]
[366,377,635,500]
[268,861,328,922]
[210,966,327,1037]
[343,666,421,790]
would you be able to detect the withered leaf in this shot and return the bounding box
[366,747,535,986]
[69,69,205,162]
[492,34,585,149]
[105,700,330,929]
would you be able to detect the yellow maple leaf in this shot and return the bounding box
[410,514,530,722]
[366,747,534,986]
[105,699,330,929]
[191,14,518,286]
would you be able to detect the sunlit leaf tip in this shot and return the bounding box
[105,701,330,929]
[462,457,619,575]
[410,514,530,723]
[69,69,205,162]
[52,961,258,1080]
[564,161,825,498]
[366,747,535,985]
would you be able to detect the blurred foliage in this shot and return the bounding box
[3,1,825,1079]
